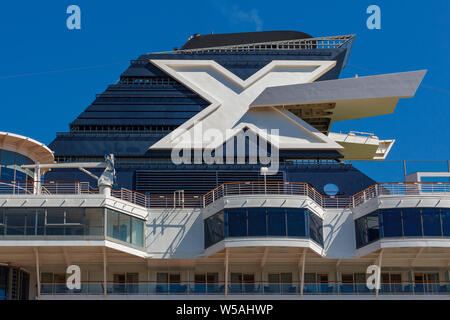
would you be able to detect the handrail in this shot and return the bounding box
[1,180,449,210]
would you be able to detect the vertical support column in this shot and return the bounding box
[34,248,40,299]
[300,249,306,297]
[375,249,383,299]
[224,248,229,297]
[33,165,41,195]
[336,263,340,295]
[147,262,150,296]
[187,269,190,296]
[102,247,107,296]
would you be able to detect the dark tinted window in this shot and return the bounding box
[247,208,266,236]
[309,212,323,246]
[286,209,306,237]
[422,209,442,236]
[381,209,402,237]
[442,209,450,236]
[204,212,224,247]
[227,209,247,237]
[268,208,286,236]
[402,209,422,237]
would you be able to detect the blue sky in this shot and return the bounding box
[0,0,448,168]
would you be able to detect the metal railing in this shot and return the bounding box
[1,181,449,210]
[351,182,450,207]
[0,181,90,195]
[180,35,355,53]
[40,281,450,296]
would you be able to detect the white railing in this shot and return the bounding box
[1,181,449,210]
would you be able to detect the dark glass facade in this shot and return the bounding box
[355,208,450,248]
[106,209,144,247]
[0,150,33,182]
[0,208,103,237]
[204,208,323,248]
[0,208,145,247]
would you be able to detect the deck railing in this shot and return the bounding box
[1,181,449,209]
[39,280,450,296]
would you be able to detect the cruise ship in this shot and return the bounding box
[0,30,449,300]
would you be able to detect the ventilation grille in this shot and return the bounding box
[135,170,284,195]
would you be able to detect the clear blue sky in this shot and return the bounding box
[0,0,449,165]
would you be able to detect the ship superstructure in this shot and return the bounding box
[0,31,449,300]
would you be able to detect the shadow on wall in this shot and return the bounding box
[322,208,356,258]
[146,208,203,258]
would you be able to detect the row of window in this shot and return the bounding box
[0,149,34,182]
[0,208,145,247]
[204,208,324,248]
[0,208,104,236]
[106,209,144,247]
[355,208,450,248]
[40,271,449,295]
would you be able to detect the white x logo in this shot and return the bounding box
[150,59,342,151]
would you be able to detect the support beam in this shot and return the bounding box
[299,248,306,297]
[34,248,40,299]
[410,247,425,267]
[102,247,107,296]
[224,248,229,297]
[375,249,383,299]
[260,247,269,268]
[62,248,71,267]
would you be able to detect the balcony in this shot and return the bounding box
[1,181,449,210]
[39,281,450,297]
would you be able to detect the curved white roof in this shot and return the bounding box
[0,131,54,164]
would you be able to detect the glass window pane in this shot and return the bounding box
[286,209,306,237]
[46,208,64,224]
[205,212,224,247]
[207,273,218,283]
[281,273,292,283]
[0,210,3,236]
[65,209,84,236]
[367,212,380,243]
[422,209,442,236]
[442,209,450,236]
[268,208,286,236]
[304,273,316,283]
[247,208,266,236]
[0,151,15,181]
[131,217,144,247]
[156,273,168,283]
[227,209,247,237]
[24,210,36,236]
[66,209,83,224]
[6,209,26,235]
[355,216,367,248]
[308,212,323,246]
[381,209,402,237]
[402,209,422,237]
[85,209,104,236]
[118,214,131,243]
[195,274,206,283]
[107,210,119,239]
[36,210,45,235]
